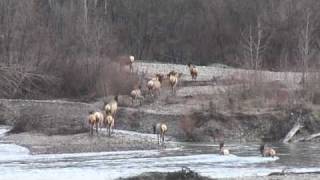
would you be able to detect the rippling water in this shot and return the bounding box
[0,126,320,180]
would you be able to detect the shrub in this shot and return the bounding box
[9,107,41,133]
[166,167,206,180]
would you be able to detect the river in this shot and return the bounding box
[0,126,320,180]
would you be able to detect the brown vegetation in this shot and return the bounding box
[1,1,320,100]
[120,167,212,180]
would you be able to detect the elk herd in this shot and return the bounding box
[88,95,118,137]
[88,55,198,145]
[87,55,277,157]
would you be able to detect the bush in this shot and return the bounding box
[0,57,140,100]
[9,107,41,133]
[166,167,206,180]
[0,65,60,99]
[119,167,212,180]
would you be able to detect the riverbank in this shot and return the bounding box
[231,173,320,180]
[1,61,320,154]
[120,172,320,180]
[1,129,177,154]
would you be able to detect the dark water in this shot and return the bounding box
[0,126,320,180]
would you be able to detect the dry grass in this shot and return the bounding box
[0,58,142,100]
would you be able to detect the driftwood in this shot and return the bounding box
[282,122,304,143]
[293,132,320,143]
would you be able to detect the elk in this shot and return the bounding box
[115,55,135,72]
[103,114,114,136]
[187,63,198,80]
[260,144,276,158]
[147,74,163,97]
[167,70,182,94]
[105,95,118,117]
[88,111,103,135]
[219,142,230,155]
[130,85,144,105]
[153,123,168,145]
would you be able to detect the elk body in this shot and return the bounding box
[130,86,144,105]
[103,114,114,136]
[187,63,198,80]
[105,95,118,117]
[219,142,230,155]
[147,74,163,97]
[167,71,182,94]
[88,111,104,135]
[116,55,135,72]
[260,144,276,157]
[153,123,168,145]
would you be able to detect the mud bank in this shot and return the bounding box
[121,172,320,180]
[1,129,177,154]
[1,98,320,144]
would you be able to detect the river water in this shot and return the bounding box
[0,126,320,180]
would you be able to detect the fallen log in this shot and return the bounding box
[293,132,320,143]
[282,122,304,143]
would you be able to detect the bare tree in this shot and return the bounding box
[298,8,314,85]
[241,16,272,70]
[1,0,320,99]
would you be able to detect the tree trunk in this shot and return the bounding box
[282,122,304,143]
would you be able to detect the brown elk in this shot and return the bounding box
[260,144,276,157]
[153,123,168,145]
[187,63,198,80]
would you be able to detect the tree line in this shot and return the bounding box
[0,0,320,98]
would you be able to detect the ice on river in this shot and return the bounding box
[1,126,320,180]
[0,144,280,180]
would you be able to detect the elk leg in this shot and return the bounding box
[130,64,133,72]
[162,133,165,145]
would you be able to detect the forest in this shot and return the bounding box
[0,0,319,98]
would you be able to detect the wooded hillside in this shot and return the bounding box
[1,0,320,98]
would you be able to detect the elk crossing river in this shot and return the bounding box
[0,126,320,180]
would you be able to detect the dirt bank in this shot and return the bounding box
[121,172,320,180]
[2,98,320,154]
[1,98,314,143]
[1,129,177,154]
